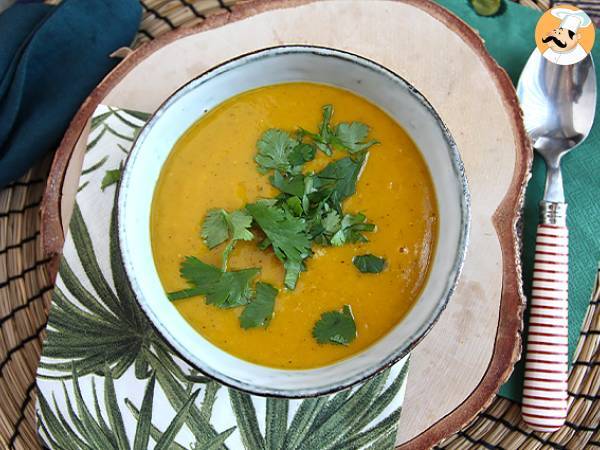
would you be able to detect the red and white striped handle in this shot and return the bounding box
[522,223,569,432]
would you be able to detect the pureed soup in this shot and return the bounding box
[151,82,438,369]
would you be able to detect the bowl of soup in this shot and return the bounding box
[118,46,470,397]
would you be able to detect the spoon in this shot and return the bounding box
[517,50,596,432]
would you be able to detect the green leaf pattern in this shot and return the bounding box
[36,106,409,449]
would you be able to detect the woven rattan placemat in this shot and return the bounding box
[4,0,600,449]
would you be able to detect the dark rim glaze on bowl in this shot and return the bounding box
[117,45,471,398]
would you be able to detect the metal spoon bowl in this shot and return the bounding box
[518,51,596,203]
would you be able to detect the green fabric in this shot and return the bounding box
[0,0,141,187]
[435,0,600,401]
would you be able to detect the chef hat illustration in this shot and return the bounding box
[551,8,592,33]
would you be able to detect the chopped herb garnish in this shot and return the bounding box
[322,210,341,234]
[255,129,314,175]
[245,200,311,289]
[270,172,306,197]
[283,259,305,291]
[225,210,254,245]
[201,209,254,269]
[314,155,365,203]
[312,305,357,345]
[285,196,304,217]
[300,104,379,156]
[170,104,384,337]
[352,254,386,273]
[201,209,231,249]
[288,142,316,166]
[167,257,259,308]
[330,213,375,246]
[267,155,369,247]
[334,122,379,153]
[240,282,278,329]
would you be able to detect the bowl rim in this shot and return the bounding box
[117,44,471,398]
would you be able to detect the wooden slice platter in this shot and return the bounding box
[40,0,531,448]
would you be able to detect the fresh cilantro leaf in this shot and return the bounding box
[301,105,378,155]
[178,256,222,290]
[213,270,259,308]
[315,104,334,155]
[239,282,278,329]
[312,305,357,345]
[352,254,386,273]
[315,156,365,202]
[333,122,379,153]
[301,175,317,212]
[319,105,334,139]
[255,129,299,174]
[256,130,317,176]
[246,200,311,262]
[228,210,254,241]
[167,256,259,308]
[222,210,255,265]
[299,105,336,156]
[101,168,121,190]
[322,210,341,234]
[285,196,304,216]
[293,163,369,246]
[270,172,306,197]
[288,143,316,166]
[330,213,375,246]
[283,259,305,290]
[300,104,335,156]
[294,156,373,247]
[246,200,311,289]
[201,209,254,249]
[307,208,341,246]
[201,209,254,269]
[201,209,230,249]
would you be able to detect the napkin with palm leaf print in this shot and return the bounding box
[36,106,410,450]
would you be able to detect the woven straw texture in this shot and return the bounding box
[4,0,600,449]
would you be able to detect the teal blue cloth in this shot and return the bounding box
[0,0,141,187]
[436,0,600,402]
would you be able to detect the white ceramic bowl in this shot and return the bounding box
[118,46,470,397]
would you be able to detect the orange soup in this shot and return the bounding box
[151,82,438,369]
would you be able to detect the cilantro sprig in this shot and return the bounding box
[312,305,357,345]
[240,282,278,329]
[201,209,254,270]
[352,254,386,273]
[167,257,259,308]
[330,213,375,247]
[300,105,379,156]
[168,104,383,341]
[245,200,311,290]
[255,129,316,175]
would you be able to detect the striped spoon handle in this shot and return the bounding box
[522,220,569,432]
